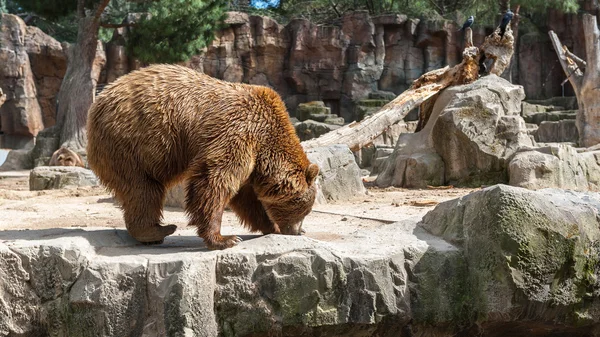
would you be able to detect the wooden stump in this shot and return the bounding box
[549,14,600,147]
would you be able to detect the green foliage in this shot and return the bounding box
[126,0,228,64]
[31,13,79,42]
[248,0,580,27]
[13,0,80,19]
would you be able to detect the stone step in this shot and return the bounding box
[533,120,578,143]
[523,110,577,125]
[296,101,332,121]
[526,96,578,111]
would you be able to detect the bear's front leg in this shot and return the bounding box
[229,184,280,234]
[185,164,246,250]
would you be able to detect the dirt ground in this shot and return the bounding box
[0,171,478,242]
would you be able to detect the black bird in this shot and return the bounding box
[458,16,475,31]
[499,9,514,38]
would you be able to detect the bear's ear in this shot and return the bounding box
[305,163,319,186]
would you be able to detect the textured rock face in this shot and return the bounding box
[432,75,532,186]
[0,149,32,171]
[29,166,98,190]
[417,185,600,332]
[295,119,341,142]
[0,224,422,337]
[508,145,600,191]
[376,75,533,188]
[305,145,365,203]
[534,120,579,143]
[182,11,462,122]
[1,185,599,336]
[25,26,67,128]
[0,14,44,149]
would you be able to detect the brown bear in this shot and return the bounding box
[49,147,85,168]
[87,64,319,250]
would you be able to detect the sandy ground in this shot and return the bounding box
[0,171,478,243]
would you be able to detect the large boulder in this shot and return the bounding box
[431,75,532,186]
[29,166,98,190]
[306,144,365,203]
[25,26,67,128]
[508,145,600,191]
[416,185,600,332]
[376,75,533,188]
[0,14,44,149]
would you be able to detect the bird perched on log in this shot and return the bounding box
[458,16,475,31]
[499,9,513,38]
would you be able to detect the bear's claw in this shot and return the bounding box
[204,235,242,250]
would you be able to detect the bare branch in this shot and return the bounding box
[548,30,583,93]
[564,47,587,70]
[328,0,341,17]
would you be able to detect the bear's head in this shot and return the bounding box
[260,163,320,235]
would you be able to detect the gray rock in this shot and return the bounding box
[0,149,32,171]
[368,90,396,101]
[534,119,579,143]
[523,110,577,125]
[527,96,578,111]
[377,75,531,188]
[29,166,98,190]
[417,185,600,330]
[306,144,366,202]
[295,120,341,142]
[322,115,345,126]
[370,146,395,175]
[296,101,331,122]
[521,101,565,116]
[432,75,532,186]
[403,107,419,121]
[0,220,424,337]
[354,144,376,169]
[508,145,600,191]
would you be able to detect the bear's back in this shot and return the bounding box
[87,64,305,181]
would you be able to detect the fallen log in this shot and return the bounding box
[302,25,514,151]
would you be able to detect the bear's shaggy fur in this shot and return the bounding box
[87,64,319,249]
[49,147,85,168]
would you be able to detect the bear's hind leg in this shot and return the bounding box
[118,176,177,244]
[228,184,280,235]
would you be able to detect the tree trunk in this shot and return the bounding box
[55,16,102,152]
[549,14,600,147]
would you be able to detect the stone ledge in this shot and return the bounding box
[2,185,599,336]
